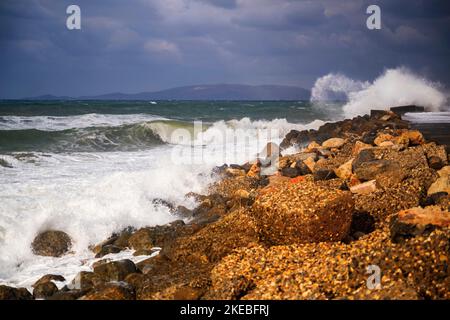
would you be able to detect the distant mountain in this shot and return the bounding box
[25,84,310,101]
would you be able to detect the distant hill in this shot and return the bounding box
[25,84,310,101]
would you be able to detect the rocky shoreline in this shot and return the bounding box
[1,108,449,300]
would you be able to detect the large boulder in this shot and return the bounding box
[33,281,58,299]
[0,285,33,300]
[32,274,65,288]
[31,230,72,257]
[93,259,137,282]
[252,180,354,245]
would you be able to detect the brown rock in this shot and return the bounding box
[322,138,345,149]
[80,282,135,300]
[252,180,354,245]
[246,162,260,178]
[303,157,316,172]
[304,141,320,152]
[225,168,246,177]
[173,286,204,300]
[71,271,104,291]
[31,230,72,257]
[313,169,337,181]
[354,160,406,188]
[95,244,122,258]
[128,220,186,251]
[406,130,425,145]
[390,206,450,242]
[93,259,137,282]
[33,281,58,299]
[428,156,445,170]
[0,285,33,300]
[32,274,66,288]
[352,141,372,156]
[374,133,395,146]
[427,176,450,195]
[334,158,353,180]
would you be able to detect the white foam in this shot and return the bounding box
[311,67,447,117]
[0,113,165,131]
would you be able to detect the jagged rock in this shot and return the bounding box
[322,138,345,149]
[32,274,66,288]
[390,206,450,242]
[354,160,406,188]
[253,180,354,245]
[304,141,320,152]
[93,259,137,282]
[33,281,58,299]
[80,282,135,300]
[334,158,353,180]
[0,285,33,300]
[31,230,72,257]
[350,180,377,194]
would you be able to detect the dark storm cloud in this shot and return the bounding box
[0,0,449,98]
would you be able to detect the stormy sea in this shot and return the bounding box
[0,68,448,290]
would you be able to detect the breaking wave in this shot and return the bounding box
[311,67,447,117]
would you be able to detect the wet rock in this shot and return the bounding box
[304,141,320,152]
[322,138,345,149]
[173,286,204,300]
[80,282,135,300]
[95,245,122,258]
[47,289,86,300]
[33,281,58,299]
[31,230,72,257]
[33,274,66,288]
[93,259,138,282]
[390,206,450,242]
[0,285,33,300]
[352,148,376,171]
[128,220,187,251]
[313,169,337,181]
[334,158,353,180]
[423,143,448,167]
[71,271,104,291]
[354,160,406,188]
[253,180,354,245]
[350,180,377,195]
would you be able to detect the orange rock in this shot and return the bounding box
[352,141,372,155]
[290,176,306,184]
[374,133,395,146]
[406,130,425,145]
[247,163,261,178]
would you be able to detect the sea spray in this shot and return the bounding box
[311,67,447,117]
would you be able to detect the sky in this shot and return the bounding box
[0,0,449,98]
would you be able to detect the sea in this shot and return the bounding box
[0,100,342,289]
